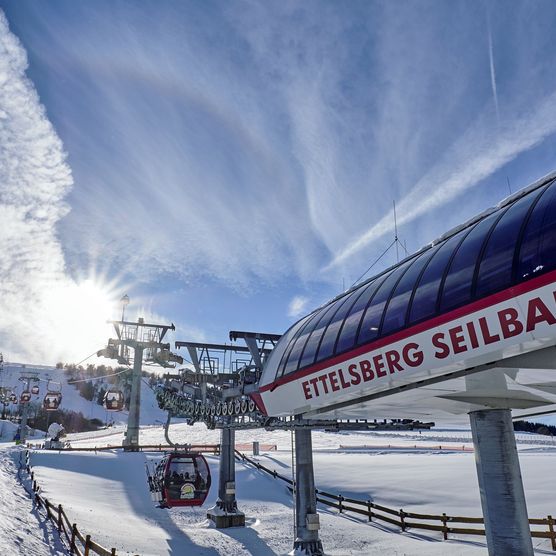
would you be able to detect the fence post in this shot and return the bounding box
[57,504,63,532]
[70,524,77,552]
[441,513,448,540]
[338,495,344,514]
[400,509,406,532]
[84,534,91,556]
[548,515,556,551]
[111,548,117,555]
[45,498,51,519]
[366,500,373,522]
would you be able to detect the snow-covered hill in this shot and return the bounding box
[1,363,167,427]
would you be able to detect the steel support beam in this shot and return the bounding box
[207,425,245,528]
[123,346,143,450]
[293,428,324,556]
[19,400,29,444]
[469,408,533,556]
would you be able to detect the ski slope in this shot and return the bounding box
[1,363,168,425]
[12,424,556,555]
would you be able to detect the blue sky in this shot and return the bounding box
[1,0,556,364]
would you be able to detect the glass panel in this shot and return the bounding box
[314,292,358,363]
[335,273,392,355]
[273,313,316,379]
[476,190,544,297]
[281,308,328,376]
[381,251,436,336]
[408,231,466,325]
[517,180,556,281]
[358,260,413,345]
[439,213,499,312]
[298,298,346,369]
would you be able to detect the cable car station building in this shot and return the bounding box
[255,171,556,556]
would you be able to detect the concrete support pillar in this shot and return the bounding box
[207,425,245,527]
[123,346,143,450]
[293,428,324,556]
[469,408,533,556]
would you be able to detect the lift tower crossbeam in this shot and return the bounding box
[228,331,281,371]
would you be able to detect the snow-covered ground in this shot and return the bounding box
[1,423,550,555]
[2,362,556,555]
[0,447,66,556]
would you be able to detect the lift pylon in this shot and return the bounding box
[98,316,179,450]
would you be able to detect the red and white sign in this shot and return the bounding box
[259,270,556,417]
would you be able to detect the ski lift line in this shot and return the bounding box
[350,238,396,288]
[33,377,62,387]
[74,349,103,367]
[142,378,156,391]
[66,367,131,385]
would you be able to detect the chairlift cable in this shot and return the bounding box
[67,367,131,384]
[74,350,103,367]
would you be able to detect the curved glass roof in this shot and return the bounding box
[262,174,556,384]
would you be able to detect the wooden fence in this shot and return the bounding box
[235,450,556,550]
[26,443,220,454]
[20,450,139,556]
[19,444,220,554]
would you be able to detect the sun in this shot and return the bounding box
[42,278,121,363]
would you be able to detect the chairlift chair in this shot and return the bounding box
[104,389,124,411]
[154,452,211,507]
[43,391,62,411]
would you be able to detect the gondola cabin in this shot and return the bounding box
[104,390,124,411]
[155,452,211,507]
[20,391,31,404]
[31,385,40,395]
[9,393,17,403]
[43,391,62,411]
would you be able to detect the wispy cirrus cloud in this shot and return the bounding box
[0,11,199,364]
[0,10,74,361]
[328,90,556,269]
[4,0,556,338]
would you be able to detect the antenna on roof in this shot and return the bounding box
[506,176,512,195]
[350,200,410,289]
[393,200,399,263]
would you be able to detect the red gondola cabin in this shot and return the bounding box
[155,452,211,507]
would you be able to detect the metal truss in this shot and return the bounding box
[156,331,433,431]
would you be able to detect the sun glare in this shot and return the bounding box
[42,278,119,362]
